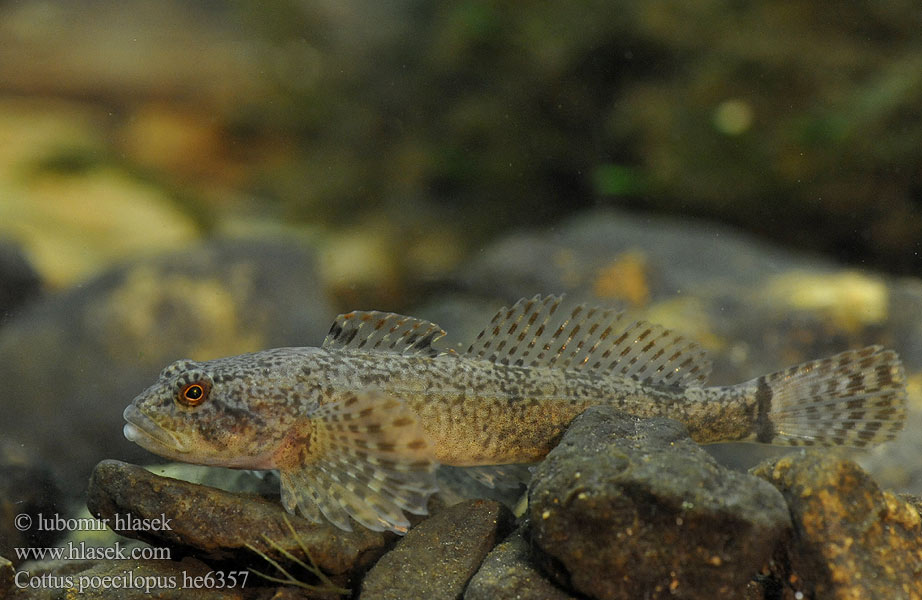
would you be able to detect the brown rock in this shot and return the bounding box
[752,451,922,599]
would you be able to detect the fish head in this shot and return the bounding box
[123,353,300,469]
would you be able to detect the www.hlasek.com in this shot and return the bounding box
[12,512,249,593]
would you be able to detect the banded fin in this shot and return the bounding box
[466,295,711,386]
[276,391,438,534]
[755,345,906,447]
[323,311,446,357]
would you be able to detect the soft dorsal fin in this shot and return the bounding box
[465,295,711,387]
[322,311,447,357]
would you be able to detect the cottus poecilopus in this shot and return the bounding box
[123,295,907,534]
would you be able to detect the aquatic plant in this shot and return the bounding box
[246,514,351,596]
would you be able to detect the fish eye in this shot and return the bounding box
[177,381,210,407]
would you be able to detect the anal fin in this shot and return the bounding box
[276,390,439,534]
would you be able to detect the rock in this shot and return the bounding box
[359,499,513,600]
[529,406,791,600]
[86,460,389,585]
[752,451,922,599]
[0,238,334,494]
[0,240,41,327]
[464,527,575,600]
[0,442,61,565]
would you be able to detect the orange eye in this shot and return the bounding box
[178,382,209,407]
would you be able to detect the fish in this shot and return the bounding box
[123,295,907,534]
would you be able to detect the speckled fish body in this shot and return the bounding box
[290,350,758,464]
[123,295,907,534]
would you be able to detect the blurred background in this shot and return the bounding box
[2,0,922,528]
[1,0,921,296]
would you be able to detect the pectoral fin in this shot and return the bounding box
[276,390,438,534]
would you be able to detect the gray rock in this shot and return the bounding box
[464,527,575,600]
[0,238,334,494]
[86,460,389,584]
[752,451,922,599]
[529,406,791,600]
[456,208,805,303]
[359,499,513,600]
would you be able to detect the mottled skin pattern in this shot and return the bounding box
[322,352,756,463]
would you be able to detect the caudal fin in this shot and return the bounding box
[755,345,907,447]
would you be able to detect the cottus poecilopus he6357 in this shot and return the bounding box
[123,295,907,534]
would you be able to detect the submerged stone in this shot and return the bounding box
[752,451,922,598]
[529,406,791,600]
[359,499,513,600]
[464,527,575,600]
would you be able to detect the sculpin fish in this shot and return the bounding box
[123,295,907,533]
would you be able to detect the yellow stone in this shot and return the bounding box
[763,271,888,332]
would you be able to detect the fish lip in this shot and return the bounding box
[123,404,191,453]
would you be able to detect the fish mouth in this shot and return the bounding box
[123,404,191,454]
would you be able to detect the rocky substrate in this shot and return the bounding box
[3,407,920,599]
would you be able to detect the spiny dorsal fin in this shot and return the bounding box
[466,295,711,387]
[323,311,447,357]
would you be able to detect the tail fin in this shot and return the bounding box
[754,345,906,447]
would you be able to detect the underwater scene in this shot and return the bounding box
[1,2,921,599]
